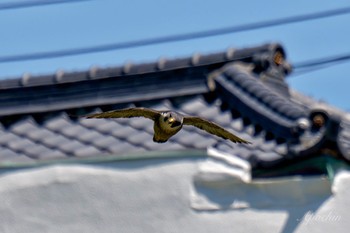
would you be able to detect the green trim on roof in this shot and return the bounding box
[0,149,207,169]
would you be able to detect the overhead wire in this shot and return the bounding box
[293,53,350,69]
[1,6,350,63]
[0,0,91,10]
[291,52,350,77]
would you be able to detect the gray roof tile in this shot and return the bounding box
[246,135,263,150]
[172,128,210,148]
[23,144,52,158]
[108,140,144,154]
[159,143,186,151]
[180,96,206,115]
[93,135,119,148]
[9,118,37,135]
[230,119,244,132]
[274,144,288,155]
[192,137,218,148]
[127,130,154,147]
[60,124,89,138]
[73,146,102,157]
[57,140,86,155]
[128,117,153,131]
[231,145,253,160]
[26,128,57,142]
[0,43,347,171]
[260,140,277,152]
[0,146,21,158]
[44,115,72,131]
[42,134,76,151]
[75,130,103,143]
[0,131,19,144]
[109,125,139,140]
[255,151,284,162]
[148,140,186,151]
[6,137,43,158]
[85,120,120,134]
[0,146,35,163]
[38,149,67,160]
[210,110,233,127]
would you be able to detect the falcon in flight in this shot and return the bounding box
[84,107,250,144]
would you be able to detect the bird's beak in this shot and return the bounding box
[168,117,175,123]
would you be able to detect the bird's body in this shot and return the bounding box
[84,107,250,144]
[153,111,183,142]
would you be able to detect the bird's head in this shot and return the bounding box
[160,111,183,128]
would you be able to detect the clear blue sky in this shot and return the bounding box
[1,0,350,111]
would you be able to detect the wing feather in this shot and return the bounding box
[183,116,251,144]
[85,107,160,120]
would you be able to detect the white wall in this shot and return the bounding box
[0,157,349,233]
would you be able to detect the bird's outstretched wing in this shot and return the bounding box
[85,107,161,120]
[183,116,251,144]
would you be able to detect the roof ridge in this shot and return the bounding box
[0,43,284,89]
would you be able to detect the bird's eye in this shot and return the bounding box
[164,116,168,122]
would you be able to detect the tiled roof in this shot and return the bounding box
[0,43,349,172]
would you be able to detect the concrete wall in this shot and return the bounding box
[0,157,349,233]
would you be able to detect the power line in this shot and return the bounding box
[291,52,350,76]
[291,65,333,77]
[1,6,350,63]
[0,0,91,10]
[293,53,350,69]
